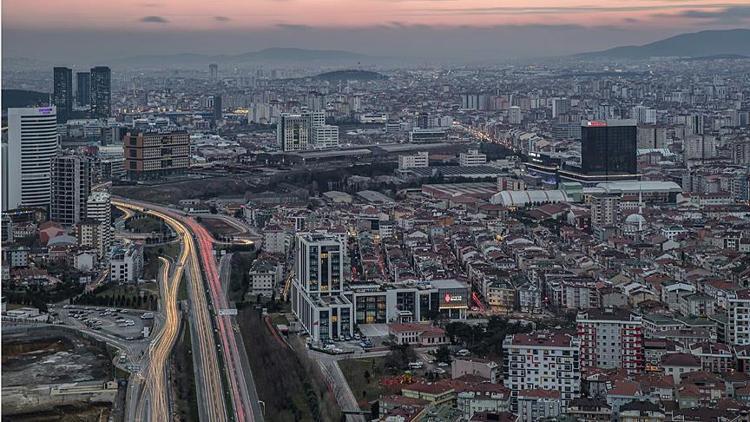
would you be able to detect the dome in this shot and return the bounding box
[624,213,646,232]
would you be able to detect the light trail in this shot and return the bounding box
[186,217,255,421]
[114,200,229,422]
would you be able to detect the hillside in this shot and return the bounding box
[314,70,386,81]
[579,29,750,59]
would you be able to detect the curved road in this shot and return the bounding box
[114,200,229,422]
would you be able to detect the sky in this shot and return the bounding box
[3,0,750,62]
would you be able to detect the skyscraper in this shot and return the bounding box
[76,72,91,106]
[580,120,637,177]
[4,107,59,211]
[213,94,222,123]
[209,63,218,81]
[53,67,73,123]
[90,66,111,118]
[51,154,92,226]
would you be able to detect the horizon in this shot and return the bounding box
[4,0,750,62]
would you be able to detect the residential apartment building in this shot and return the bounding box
[577,308,645,375]
[728,289,750,346]
[51,154,91,226]
[503,331,581,411]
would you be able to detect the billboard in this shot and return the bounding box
[439,287,469,310]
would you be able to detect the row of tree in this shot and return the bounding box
[72,292,158,310]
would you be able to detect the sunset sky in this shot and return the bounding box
[3,0,750,61]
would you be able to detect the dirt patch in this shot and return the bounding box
[2,404,111,422]
[2,329,113,387]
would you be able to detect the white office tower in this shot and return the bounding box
[290,232,353,342]
[459,149,487,167]
[277,113,310,152]
[398,151,429,170]
[312,125,339,149]
[87,191,113,259]
[631,106,657,125]
[4,107,59,211]
[509,106,522,125]
[51,154,92,226]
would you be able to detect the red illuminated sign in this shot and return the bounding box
[587,121,607,127]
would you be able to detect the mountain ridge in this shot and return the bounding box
[578,29,750,59]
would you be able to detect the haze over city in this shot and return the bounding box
[4,0,750,61]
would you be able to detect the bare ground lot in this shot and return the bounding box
[2,329,112,387]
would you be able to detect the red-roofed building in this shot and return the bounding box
[388,323,448,346]
[517,389,561,422]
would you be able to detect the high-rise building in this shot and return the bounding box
[552,98,570,118]
[416,112,429,129]
[209,63,218,81]
[53,67,73,123]
[76,72,91,106]
[580,120,637,177]
[86,191,113,259]
[590,193,621,228]
[577,308,644,375]
[123,130,190,180]
[636,126,667,149]
[630,106,657,125]
[51,154,92,226]
[311,125,339,149]
[727,289,750,346]
[508,106,522,125]
[90,66,111,118]
[290,232,353,342]
[277,114,309,152]
[503,331,581,411]
[212,94,222,123]
[4,107,59,211]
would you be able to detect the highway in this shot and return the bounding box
[137,255,185,421]
[113,200,229,422]
[114,198,261,421]
[185,216,257,421]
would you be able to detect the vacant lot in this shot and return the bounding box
[238,307,340,422]
[2,329,113,387]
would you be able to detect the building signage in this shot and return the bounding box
[439,287,469,309]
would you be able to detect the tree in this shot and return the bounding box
[435,345,451,364]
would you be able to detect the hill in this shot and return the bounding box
[579,29,750,59]
[2,89,50,110]
[314,70,386,81]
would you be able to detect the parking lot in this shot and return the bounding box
[55,305,154,340]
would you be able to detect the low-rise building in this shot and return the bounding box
[388,323,448,346]
[109,242,144,283]
[452,358,500,384]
